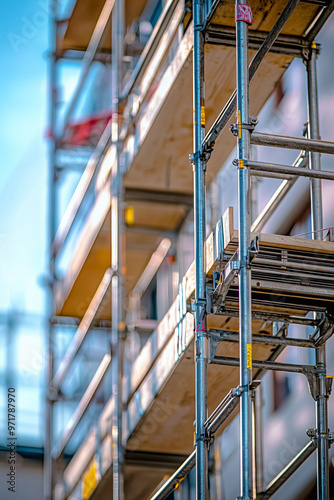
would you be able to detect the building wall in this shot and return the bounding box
[0,451,43,500]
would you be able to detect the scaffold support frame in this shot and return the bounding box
[46,0,334,499]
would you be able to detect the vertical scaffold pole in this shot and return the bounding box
[192,1,208,498]
[236,1,253,498]
[111,0,125,498]
[44,2,58,498]
[307,42,329,500]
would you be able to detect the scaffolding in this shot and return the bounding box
[45,0,334,499]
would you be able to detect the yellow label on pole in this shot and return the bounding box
[239,159,244,169]
[247,343,252,370]
[82,461,98,500]
[201,106,205,126]
[125,205,134,225]
[238,109,242,139]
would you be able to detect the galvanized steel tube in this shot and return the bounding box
[248,160,334,181]
[44,2,58,498]
[111,0,125,498]
[236,1,253,497]
[250,132,334,154]
[192,0,208,496]
[307,44,329,500]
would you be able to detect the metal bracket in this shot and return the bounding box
[189,148,211,167]
[232,381,260,397]
[326,376,333,398]
[302,41,321,64]
[191,297,207,312]
[248,236,259,264]
[309,313,326,341]
[200,140,215,163]
[250,379,261,396]
[314,319,334,346]
[196,431,213,448]
[230,116,259,137]
[306,427,316,444]
[307,428,334,446]
[48,387,59,402]
[304,365,332,401]
[304,366,319,401]
[206,285,214,315]
[211,254,239,313]
[208,333,222,363]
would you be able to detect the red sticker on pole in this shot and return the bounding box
[235,4,253,24]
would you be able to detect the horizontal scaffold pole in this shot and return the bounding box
[212,355,316,375]
[208,329,315,348]
[250,132,334,155]
[248,160,334,181]
[250,170,296,180]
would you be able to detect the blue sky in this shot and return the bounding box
[0,1,58,314]
[0,0,51,449]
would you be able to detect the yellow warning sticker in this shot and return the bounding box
[247,343,252,370]
[201,106,205,126]
[82,461,98,500]
[238,109,242,139]
[239,159,244,169]
[125,205,134,225]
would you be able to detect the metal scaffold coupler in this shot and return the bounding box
[200,138,215,163]
[307,428,334,447]
[191,297,207,313]
[232,381,259,398]
[302,41,321,64]
[230,115,259,137]
[48,387,58,402]
[196,430,213,449]
[307,428,316,443]
[189,150,209,170]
